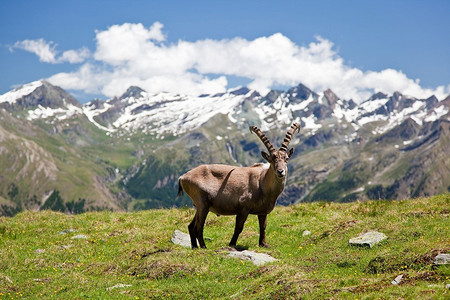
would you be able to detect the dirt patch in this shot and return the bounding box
[102,263,120,274]
[205,217,220,226]
[281,224,293,228]
[128,261,194,280]
[366,248,450,274]
[315,219,360,242]
[339,280,387,294]
[404,211,433,218]
[407,271,442,283]
[129,247,171,259]
[366,256,409,274]
[236,265,279,280]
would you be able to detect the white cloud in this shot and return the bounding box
[43,22,450,101]
[59,47,90,63]
[13,38,58,63]
[12,39,90,64]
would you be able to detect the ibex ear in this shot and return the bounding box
[261,151,271,162]
[287,148,295,158]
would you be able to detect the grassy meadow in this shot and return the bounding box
[0,194,449,299]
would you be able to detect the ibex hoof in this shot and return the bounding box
[259,243,270,248]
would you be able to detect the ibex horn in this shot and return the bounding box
[280,123,301,152]
[249,125,276,153]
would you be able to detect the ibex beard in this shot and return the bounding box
[178,123,301,249]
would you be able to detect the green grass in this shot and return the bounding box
[0,194,449,299]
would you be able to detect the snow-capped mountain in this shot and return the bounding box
[0,80,449,216]
[2,80,448,140]
[0,80,80,110]
[82,83,449,139]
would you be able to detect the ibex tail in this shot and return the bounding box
[177,178,184,197]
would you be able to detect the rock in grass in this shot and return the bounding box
[58,229,76,235]
[71,234,88,240]
[302,230,311,236]
[433,253,450,265]
[106,283,132,291]
[171,230,191,248]
[170,229,277,266]
[228,250,278,266]
[348,231,387,248]
[391,274,404,285]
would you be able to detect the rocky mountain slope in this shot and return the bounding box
[0,80,448,215]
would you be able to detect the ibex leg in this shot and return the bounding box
[258,214,269,247]
[195,206,209,248]
[188,214,198,249]
[229,211,249,247]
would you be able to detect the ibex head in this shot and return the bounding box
[249,123,301,178]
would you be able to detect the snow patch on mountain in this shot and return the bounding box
[109,90,253,136]
[27,104,82,121]
[359,97,389,113]
[0,81,43,104]
[83,101,116,132]
[301,114,322,133]
[424,105,449,123]
[332,100,358,122]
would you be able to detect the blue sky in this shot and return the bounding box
[1,0,449,102]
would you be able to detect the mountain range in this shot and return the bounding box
[0,80,448,216]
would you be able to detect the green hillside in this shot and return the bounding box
[1,194,449,299]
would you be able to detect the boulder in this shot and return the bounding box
[348,231,387,248]
[391,274,404,285]
[228,250,278,266]
[433,253,450,265]
[171,230,191,248]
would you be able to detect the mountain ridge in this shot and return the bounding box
[2,80,448,138]
[0,80,449,216]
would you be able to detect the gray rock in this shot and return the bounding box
[228,250,278,266]
[446,283,450,289]
[34,249,45,254]
[433,253,450,265]
[171,230,191,248]
[391,274,403,285]
[302,230,311,236]
[71,234,88,240]
[106,283,132,291]
[58,229,76,235]
[33,278,48,283]
[348,231,387,248]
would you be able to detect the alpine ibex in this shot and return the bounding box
[178,123,301,249]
